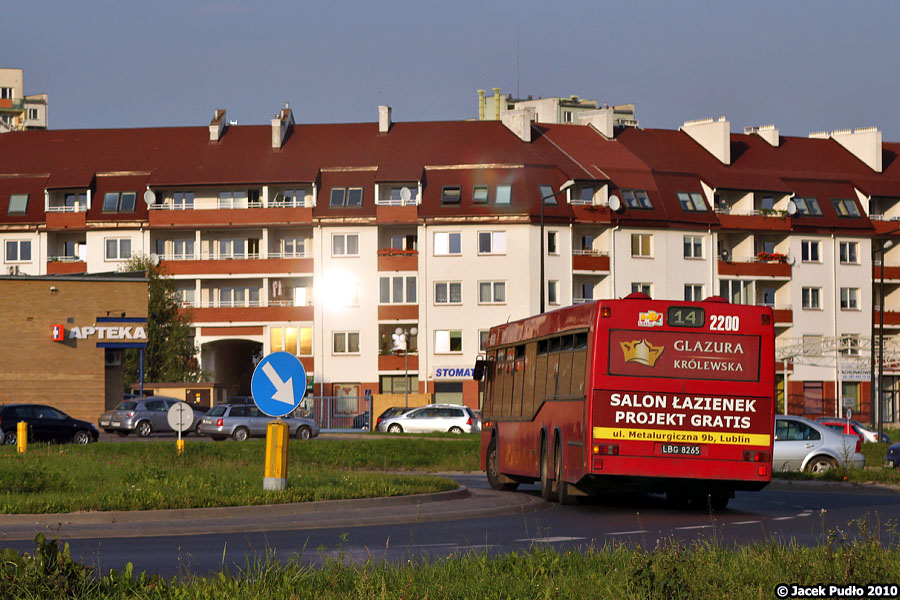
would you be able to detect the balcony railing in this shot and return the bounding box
[377,248,418,256]
[186,299,314,309]
[266,251,308,259]
[714,208,790,217]
[572,249,609,256]
[375,198,417,207]
[150,199,314,210]
[47,255,82,262]
[573,297,595,304]
[46,205,88,213]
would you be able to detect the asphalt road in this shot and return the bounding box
[2,474,898,578]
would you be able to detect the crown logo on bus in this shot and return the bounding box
[637,310,663,327]
[620,339,664,367]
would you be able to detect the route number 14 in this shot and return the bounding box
[709,315,740,331]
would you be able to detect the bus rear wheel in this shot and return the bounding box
[485,437,518,491]
[540,440,557,501]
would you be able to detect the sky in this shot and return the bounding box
[5,0,900,140]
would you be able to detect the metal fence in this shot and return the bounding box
[300,395,371,432]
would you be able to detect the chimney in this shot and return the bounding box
[378,105,392,134]
[744,124,779,147]
[209,109,226,142]
[493,87,502,120]
[680,116,731,165]
[501,108,533,142]
[578,108,615,138]
[828,127,883,172]
[477,89,485,120]
[271,103,294,149]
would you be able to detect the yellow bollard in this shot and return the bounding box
[263,420,289,491]
[176,439,185,455]
[16,421,27,454]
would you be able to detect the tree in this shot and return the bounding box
[120,254,203,388]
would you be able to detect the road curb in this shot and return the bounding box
[769,478,900,495]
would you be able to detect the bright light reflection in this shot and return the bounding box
[316,268,358,309]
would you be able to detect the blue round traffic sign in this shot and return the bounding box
[250,352,307,417]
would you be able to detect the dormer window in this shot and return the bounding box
[329,187,363,207]
[677,192,707,212]
[622,189,653,209]
[102,192,137,213]
[441,186,461,205]
[832,198,861,218]
[7,194,28,215]
[793,197,822,216]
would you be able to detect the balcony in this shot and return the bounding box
[717,259,791,279]
[568,204,612,223]
[716,209,792,232]
[149,204,313,227]
[375,202,418,223]
[378,352,419,371]
[378,304,419,320]
[45,210,87,230]
[875,311,900,328]
[0,98,25,111]
[160,255,313,275]
[572,250,610,273]
[377,248,418,271]
[46,259,86,274]
[873,262,900,282]
[188,304,314,323]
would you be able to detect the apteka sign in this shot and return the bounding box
[57,317,149,348]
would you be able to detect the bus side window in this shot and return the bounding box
[547,337,562,398]
[534,339,549,410]
[522,342,537,419]
[557,334,574,397]
[501,347,515,417]
[483,351,496,419]
[492,350,506,418]
[511,345,526,417]
[571,331,589,396]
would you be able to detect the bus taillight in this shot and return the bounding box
[593,444,618,455]
[742,450,769,462]
[601,306,611,318]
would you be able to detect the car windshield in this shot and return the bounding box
[206,405,228,416]
[116,401,137,410]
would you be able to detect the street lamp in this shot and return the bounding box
[872,228,900,442]
[540,179,576,313]
[394,326,418,408]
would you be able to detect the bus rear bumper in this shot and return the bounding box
[588,455,771,491]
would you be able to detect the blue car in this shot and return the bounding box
[885,442,900,468]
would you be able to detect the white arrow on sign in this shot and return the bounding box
[262,361,295,406]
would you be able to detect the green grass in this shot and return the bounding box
[6,518,900,599]
[0,437,480,514]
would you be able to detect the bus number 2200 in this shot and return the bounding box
[709,315,740,331]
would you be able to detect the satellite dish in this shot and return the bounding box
[400,187,412,203]
[149,253,160,266]
[143,190,156,206]
[785,254,795,265]
[786,200,798,216]
[608,194,622,212]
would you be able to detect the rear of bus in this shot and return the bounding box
[588,296,775,506]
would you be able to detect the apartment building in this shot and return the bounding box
[1,103,899,424]
[0,68,48,132]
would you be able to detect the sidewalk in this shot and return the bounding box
[0,486,549,542]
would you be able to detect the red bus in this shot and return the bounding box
[476,293,775,509]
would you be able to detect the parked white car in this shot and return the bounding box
[774,415,864,473]
[377,404,479,434]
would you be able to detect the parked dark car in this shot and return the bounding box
[885,442,900,468]
[0,404,99,445]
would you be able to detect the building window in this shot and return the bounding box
[441,186,461,205]
[380,276,417,304]
[218,190,249,209]
[839,241,859,264]
[472,185,489,204]
[218,286,247,307]
[841,334,860,356]
[102,192,137,213]
[218,238,247,259]
[683,235,703,259]
[801,240,821,263]
[332,233,359,257]
[478,281,506,304]
[435,330,463,353]
[578,283,595,302]
[832,198,861,217]
[7,194,28,215]
[840,287,859,310]
[631,233,652,257]
[478,330,490,351]
[547,231,558,254]
[26,107,38,120]
[0,87,13,100]
[172,192,194,210]
[803,381,825,415]
[495,185,512,205]
[333,331,360,354]
[720,279,752,304]
[434,232,461,256]
[684,284,704,301]
[548,280,560,305]
[631,282,651,295]
[270,326,313,356]
[380,375,418,393]
[622,189,653,209]
[280,236,305,258]
[802,287,822,310]
[578,234,595,252]
[105,238,132,261]
[5,240,31,263]
[677,192,707,212]
[434,281,462,304]
[329,187,363,207]
[539,185,556,205]
[793,197,822,216]
[478,231,506,255]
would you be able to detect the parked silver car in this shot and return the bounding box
[773,415,864,473]
[98,396,204,437]
[197,403,320,441]
[377,404,478,434]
